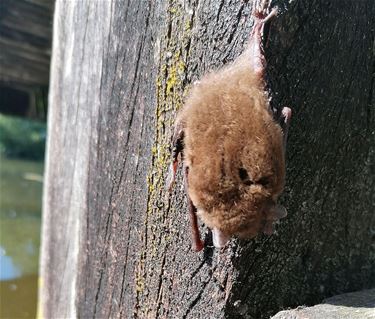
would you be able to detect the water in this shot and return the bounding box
[0,157,43,318]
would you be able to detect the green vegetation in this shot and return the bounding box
[0,114,46,160]
[0,113,45,318]
[0,157,43,319]
[0,157,44,218]
[0,157,43,273]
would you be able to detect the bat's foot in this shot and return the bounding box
[280,107,292,149]
[252,0,278,23]
[248,1,278,78]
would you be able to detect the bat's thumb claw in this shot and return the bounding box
[261,7,278,24]
[165,179,174,193]
[281,107,292,124]
[165,164,176,193]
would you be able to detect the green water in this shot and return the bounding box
[0,157,43,318]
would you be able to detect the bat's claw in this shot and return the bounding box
[166,162,178,193]
[262,7,278,24]
[280,107,292,149]
[252,0,278,24]
[253,0,269,14]
[281,107,292,125]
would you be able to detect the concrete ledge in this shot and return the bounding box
[272,289,375,319]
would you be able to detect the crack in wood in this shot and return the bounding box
[41,1,375,318]
[93,269,104,318]
[155,254,167,316]
[189,260,206,279]
[366,52,374,132]
[226,3,245,45]
[182,277,211,319]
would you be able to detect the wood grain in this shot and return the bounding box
[40,1,375,318]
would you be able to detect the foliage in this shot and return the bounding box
[0,114,46,160]
[0,157,43,319]
[0,157,44,218]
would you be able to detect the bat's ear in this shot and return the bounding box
[269,204,287,220]
[263,221,275,235]
[263,204,287,235]
[212,227,230,248]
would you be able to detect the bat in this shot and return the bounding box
[167,0,292,251]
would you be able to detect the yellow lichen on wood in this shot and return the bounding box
[135,0,195,316]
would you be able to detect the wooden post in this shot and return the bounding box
[39,1,375,318]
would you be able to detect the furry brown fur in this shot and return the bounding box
[178,54,285,239]
[168,1,291,250]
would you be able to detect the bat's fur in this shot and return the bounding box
[168,1,290,249]
[177,52,285,239]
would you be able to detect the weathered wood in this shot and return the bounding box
[0,0,53,86]
[272,289,375,319]
[40,0,375,318]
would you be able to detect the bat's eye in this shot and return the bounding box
[257,176,270,187]
[239,168,253,186]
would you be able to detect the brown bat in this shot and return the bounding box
[167,0,292,251]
